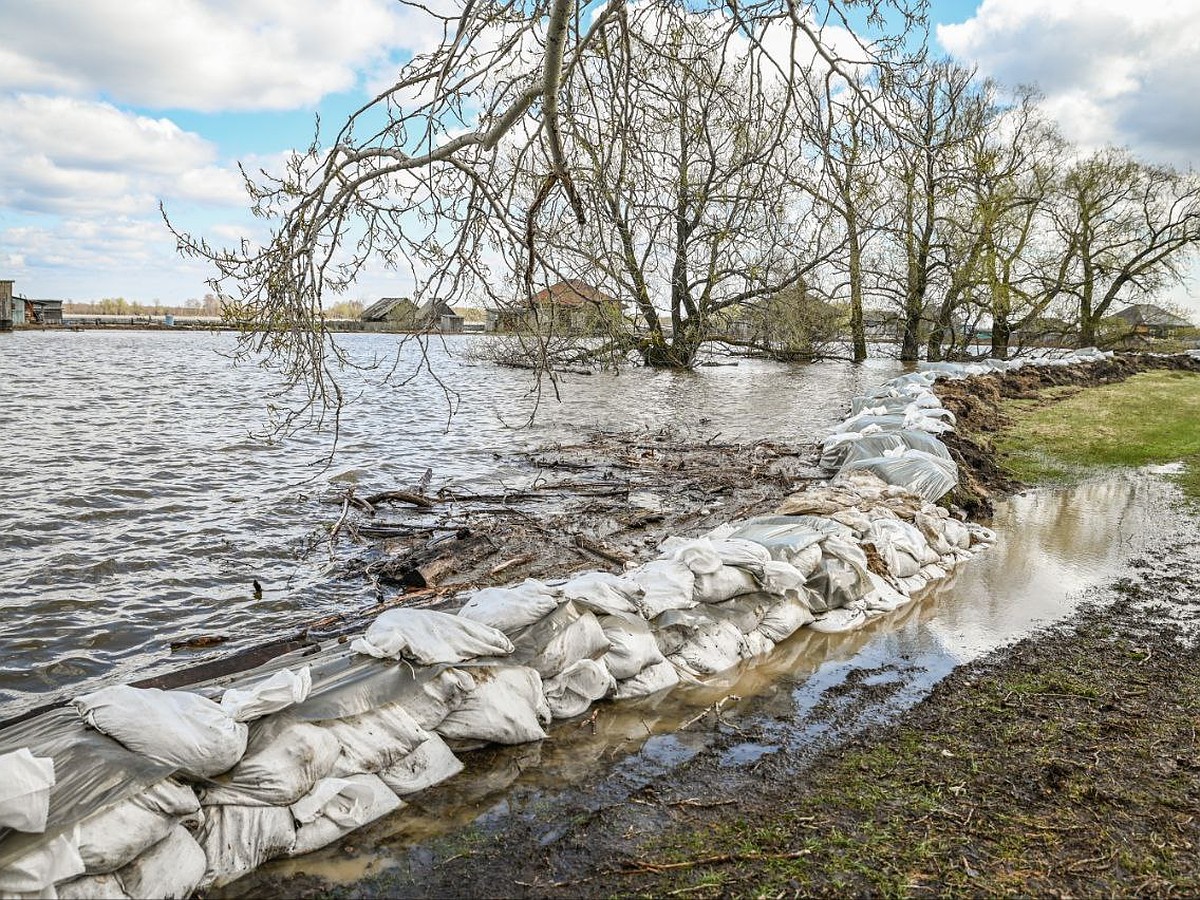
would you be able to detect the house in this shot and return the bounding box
[1110,303,1193,339]
[486,280,622,334]
[360,296,464,333]
[0,281,63,327]
[25,298,63,325]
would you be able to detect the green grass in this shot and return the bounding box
[995,370,1200,499]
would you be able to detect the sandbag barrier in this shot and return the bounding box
[2,350,1123,898]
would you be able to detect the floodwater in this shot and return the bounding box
[227,470,1191,895]
[0,329,903,717]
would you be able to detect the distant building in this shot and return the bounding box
[1110,303,1193,339]
[0,281,63,327]
[25,298,63,325]
[360,296,464,333]
[485,280,622,333]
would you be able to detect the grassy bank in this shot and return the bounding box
[994,370,1200,499]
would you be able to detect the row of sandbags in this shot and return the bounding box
[0,372,1000,899]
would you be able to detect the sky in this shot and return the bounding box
[1,0,1199,318]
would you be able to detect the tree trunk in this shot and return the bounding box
[990,317,1011,359]
[900,294,922,361]
[847,209,867,362]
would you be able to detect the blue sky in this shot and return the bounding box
[1,0,1198,317]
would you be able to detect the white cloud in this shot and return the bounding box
[0,0,424,112]
[938,0,1200,167]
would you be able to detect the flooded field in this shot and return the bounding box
[226,470,1190,896]
[0,330,903,716]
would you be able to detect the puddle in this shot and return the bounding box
[224,470,1189,896]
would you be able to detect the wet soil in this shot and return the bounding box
[225,353,1200,898]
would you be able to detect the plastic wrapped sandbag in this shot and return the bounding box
[0,749,55,833]
[597,612,665,680]
[560,572,642,616]
[56,874,129,900]
[219,666,312,723]
[830,412,908,435]
[806,537,872,613]
[73,686,248,779]
[542,660,616,719]
[379,736,463,796]
[820,429,951,471]
[115,825,206,900]
[510,602,609,679]
[668,619,745,678]
[862,518,929,579]
[727,516,828,568]
[612,660,680,700]
[77,779,199,874]
[692,565,759,603]
[628,559,697,618]
[757,596,816,642]
[0,832,85,895]
[436,667,551,745]
[288,775,402,857]
[200,719,340,807]
[457,580,560,634]
[849,392,943,416]
[320,703,432,777]
[840,449,958,503]
[197,805,295,890]
[671,539,724,575]
[351,608,513,665]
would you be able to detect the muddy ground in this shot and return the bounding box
[227,352,1200,898]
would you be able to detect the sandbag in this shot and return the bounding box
[404,668,477,730]
[542,660,616,719]
[598,612,665,680]
[436,667,550,745]
[862,518,929,579]
[820,428,951,471]
[200,719,340,807]
[197,805,295,890]
[0,749,55,833]
[757,596,816,642]
[758,560,810,604]
[710,539,772,572]
[612,660,680,700]
[56,874,129,900]
[727,517,828,568]
[351,608,513,664]
[862,572,910,613]
[671,539,724,575]
[914,511,953,556]
[379,736,463,796]
[73,686,248,779]
[457,580,560,634]
[692,565,759,603]
[115,826,205,900]
[320,703,431,777]
[219,667,312,723]
[668,619,744,678]
[739,630,776,659]
[289,775,402,857]
[841,450,958,502]
[628,559,697,618]
[510,602,609,678]
[77,779,200,874]
[0,833,85,895]
[560,572,642,616]
[809,606,871,633]
[806,537,872,613]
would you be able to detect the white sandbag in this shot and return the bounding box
[692,565,759,603]
[757,596,816,642]
[511,603,609,679]
[405,668,477,730]
[809,606,871,633]
[0,832,86,894]
[560,572,642,616]
[197,805,295,890]
[862,572,910,613]
[863,518,928,579]
[841,450,958,502]
[200,720,340,807]
[219,666,312,723]
[379,736,463,796]
[967,523,997,546]
[920,563,947,582]
[829,507,872,534]
[436,667,550,745]
[758,560,810,604]
[895,573,929,595]
[0,749,55,833]
[650,607,708,656]
[351,608,513,664]
[457,580,560,634]
[288,775,402,857]
[941,517,971,550]
[598,612,665,680]
[706,595,771,634]
[542,660,616,719]
[77,779,200,874]
[322,703,432,777]
[668,619,744,677]
[710,539,772,572]
[671,539,723,575]
[73,686,248,779]
[914,512,953,556]
[739,630,776,659]
[56,875,129,900]
[628,559,697,618]
[806,537,872,612]
[612,660,680,699]
[727,517,828,569]
[115,826,206,900]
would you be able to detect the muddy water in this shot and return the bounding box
[227,471,1189,895]
[0,330,903,717]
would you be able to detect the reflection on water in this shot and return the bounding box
[0,330,902,716]
[231,472,1188,894]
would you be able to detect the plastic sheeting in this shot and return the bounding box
[0,750,55,834]
[350,609,513,665]
[840,449,959,502]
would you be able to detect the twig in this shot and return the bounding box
[363,489,436,508]
[573,534,632,564]
[620,849,810,874]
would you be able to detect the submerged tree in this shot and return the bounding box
[167,0,927,424]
